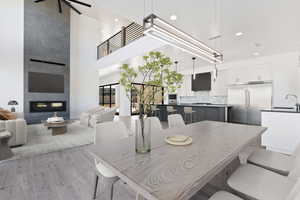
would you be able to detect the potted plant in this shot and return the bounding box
[120,51,183,153]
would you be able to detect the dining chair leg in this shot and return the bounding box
[136,193,147,200]
[93,175,99,199]
[110,177,119,200]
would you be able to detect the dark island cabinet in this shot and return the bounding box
[156,105,231,123]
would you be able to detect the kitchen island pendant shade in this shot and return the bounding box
[175,61,178,72]
[192,57,196,80]
[143,14,223,64]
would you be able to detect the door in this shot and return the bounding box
[227,86,248,124]
[247,84,272,125]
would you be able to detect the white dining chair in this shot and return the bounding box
[93,121,130,200]
[147,117,162,132]
[208,191,243,200]
[247,143,300,175]
[135,117,162,134]
[227,163,299,200]
[168,114,185,129]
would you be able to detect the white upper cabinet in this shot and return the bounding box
[228,64,272,85]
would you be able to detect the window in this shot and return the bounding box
[99,83,119,108]
[131,83,164,115]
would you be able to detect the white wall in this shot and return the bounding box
[0,0,24,112]
[70,13,101,118]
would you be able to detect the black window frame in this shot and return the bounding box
[99,83,119,108]
[130,82,164,115]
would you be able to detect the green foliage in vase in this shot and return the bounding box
[120,51,183,114]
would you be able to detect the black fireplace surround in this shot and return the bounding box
[30,101,66,113]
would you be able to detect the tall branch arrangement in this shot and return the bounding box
[120,51,183,114]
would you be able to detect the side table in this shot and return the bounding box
[0,131,13,161]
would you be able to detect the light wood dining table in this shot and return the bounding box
[88,121,267,200]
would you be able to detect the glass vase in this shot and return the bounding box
[135,104,151,153]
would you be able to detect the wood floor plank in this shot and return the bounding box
[0,146,208,200]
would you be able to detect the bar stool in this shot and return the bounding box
[151,105,160,117]
[166,106,177,114]
[183,107,196,124]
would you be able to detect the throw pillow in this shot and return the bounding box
[0,110,16,120]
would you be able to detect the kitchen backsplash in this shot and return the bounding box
[179,93,227,104]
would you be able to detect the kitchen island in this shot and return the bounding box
[156,104,232,122]
[261,109,300,154]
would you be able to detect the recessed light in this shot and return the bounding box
[170,15,177,21]
[253,52,260,56]
[235,32,243,37]
[114,18,119,22]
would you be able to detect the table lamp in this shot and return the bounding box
[8,100,18,112]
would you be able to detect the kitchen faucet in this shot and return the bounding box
[285,94,300,111]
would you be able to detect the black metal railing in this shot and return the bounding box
[97,22,144,59]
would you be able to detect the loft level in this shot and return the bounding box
[97,22,144,59]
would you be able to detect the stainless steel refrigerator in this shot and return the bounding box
[227,82,273,125]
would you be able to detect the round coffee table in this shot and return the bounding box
[42,120,72,136]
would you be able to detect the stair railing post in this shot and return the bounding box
[121,26,126,47]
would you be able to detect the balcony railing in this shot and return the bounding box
[97,22,144,59]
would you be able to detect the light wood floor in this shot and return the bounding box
[0,146,209,200]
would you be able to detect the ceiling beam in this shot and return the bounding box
[62,0,81,15]
[66,0,91,7]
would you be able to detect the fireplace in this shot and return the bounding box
[30,101,66,113]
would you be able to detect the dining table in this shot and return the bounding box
[88,120,267,200]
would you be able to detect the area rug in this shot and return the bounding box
[7,120,94,161]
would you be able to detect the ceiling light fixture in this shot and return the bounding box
[253,52,260,56]
[192,57,196,80]
[170,15,177,21]
[174,61,178,72]
[143,14,223,64]
[34,0,91,15]
[114,18,119,22]
[235,32,243,37]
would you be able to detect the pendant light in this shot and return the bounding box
[212,63,218,82]
[174,61,178,72]
[192,57,196,80]
[211,0,221,82]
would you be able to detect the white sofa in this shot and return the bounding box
[80,106,106,127]
[0,112,28,147]
[90,107,118,128]
[80,106,117,127]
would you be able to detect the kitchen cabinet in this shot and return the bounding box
[228,65,271,85]
[262,110,300,155]
[156,104,231,123]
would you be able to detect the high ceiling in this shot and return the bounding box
[89,0,300,68]
[73,0,131,43]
